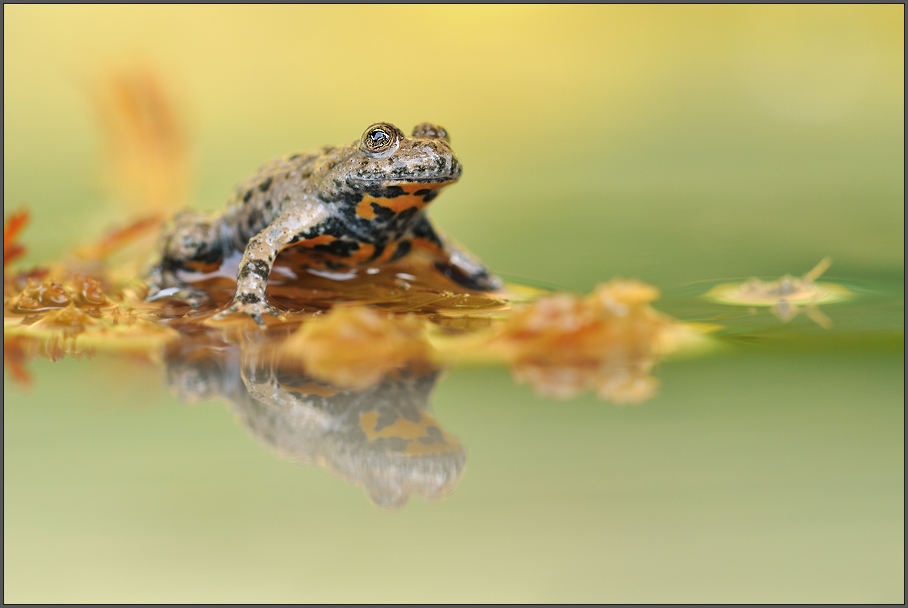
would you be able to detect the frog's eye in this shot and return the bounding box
[360,123,400,155]
[412,123,449,142]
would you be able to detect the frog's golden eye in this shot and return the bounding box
[412,123,449,142]
[360,123,400,154]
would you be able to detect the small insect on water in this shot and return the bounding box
[703,258,853,328]
[145,122,502,325]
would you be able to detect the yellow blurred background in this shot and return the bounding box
[4,5,903,290]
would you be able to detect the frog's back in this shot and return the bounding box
[228,151,323,209]
[223,150,327,243]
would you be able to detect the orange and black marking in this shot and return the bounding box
[359,409,461,456]
[354,182,449,220]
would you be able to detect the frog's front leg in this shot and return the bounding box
[214,206,329,326]
[408,215,503,291]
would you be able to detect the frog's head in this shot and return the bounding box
[329,122,462,191]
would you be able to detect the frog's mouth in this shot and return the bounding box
[347,158,462,187]
[350,176,459,186]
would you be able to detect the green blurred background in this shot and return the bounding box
[4,5,904,603]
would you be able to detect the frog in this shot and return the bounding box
[145,122,502,324]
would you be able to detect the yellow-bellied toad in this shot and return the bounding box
[145,122,502,323]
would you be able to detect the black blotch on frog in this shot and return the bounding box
[419,426,447,445]
[312,239,361,257]
[239,259,270,281]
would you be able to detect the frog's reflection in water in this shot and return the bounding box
[163,332,464,509]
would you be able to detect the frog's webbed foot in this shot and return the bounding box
[434,255,503,291]
[213,296,286,326]
[426,236,503,291]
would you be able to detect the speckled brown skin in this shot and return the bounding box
[145,122,501,324]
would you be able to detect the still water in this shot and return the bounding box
[4,276,902,603]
